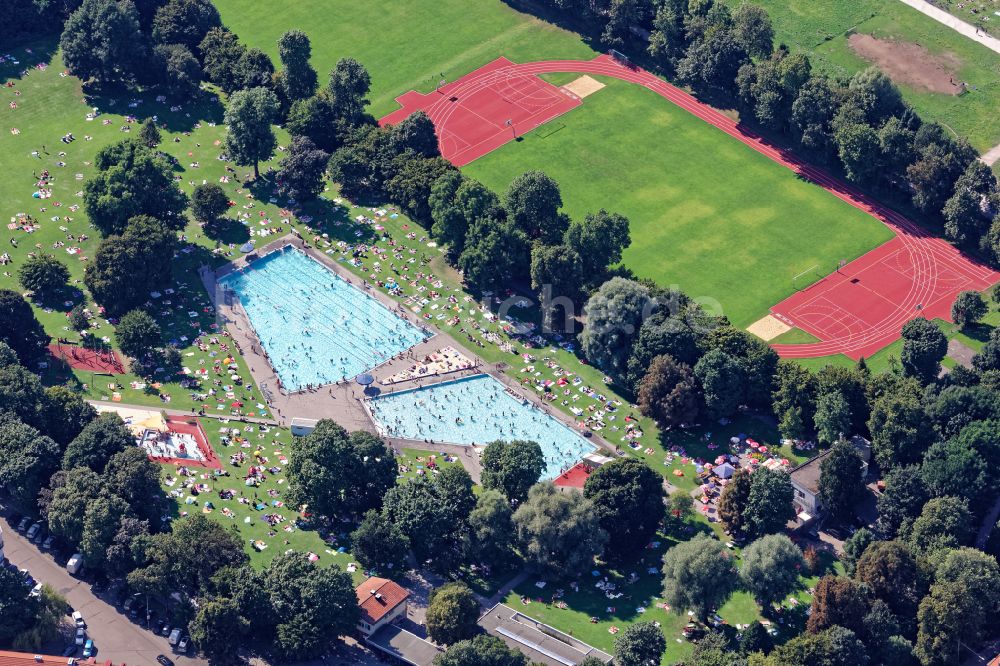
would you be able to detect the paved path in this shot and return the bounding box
[399,54,998,359]
[2,513,207,666]
[895,0,1000,54]
[981,143,1000,167]
[87,399,279,426]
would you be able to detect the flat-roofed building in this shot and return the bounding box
[478,603,613,666]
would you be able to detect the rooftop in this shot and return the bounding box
[0,651,89,666]
[366,624,442,666]
[789,450,828,496]
[356,577,410,625]
[478,603,613,666]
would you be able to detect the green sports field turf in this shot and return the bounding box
[213,0,597,117]
[464,78,894,328]
[721,0,1000,151]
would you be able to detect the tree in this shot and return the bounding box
[426,583,480,645]
[105,517,150,579]
[718,468,751,534]
[435,635,527,666]
[350,510,409,574]
[694,349,745,420]
[530,243,584,309]
[263,553,359,661]
[102,446,169,526]
[0,289,51,365]
[814,391,850,445]
[637,355,700,427]
[138,118,161,147]
[467,489,517,568]
[677,29,749,93]
[224,87,280,179]
[84,139,189,235]
[792,77,837,158]
[868,380,933,470]
[63,412,133,473]
[951,291,987,329]
[614,622,667,666]
[189,597,247,664]
[115,309,162,361]
[512,482,607,576]
[503,171,567,244]
[286,420,396,518]
[919,548,1000,654]
[739,534,805,610]
[199,27,246,93]
[581,278,653,383]
[740,621,772,656]
[771,625,868,666]
[60,0,145,84]
[732,3,774,58]
[391,111,440,158]
[0,565,41,644]
[0,415,61,512]
[80,494,130,570]
[43,386,96,446]
[661,533,736,620]
[973,328,1000,372]
[387,156,454,224]
[855,540,923,620]
[627,311,702,392]
[480,440,545,504]
[18,255,69,297]
[151,0,220,51]
[236,48,274,91]
[841,527,874,576]
[191,182,230,223]
[743,466,794,539]
[46,467,102,546]
[456,216,530,294]
[818,439,865,522]
[877,465,929,538]
[276,30,317,102]
[84,216,178,316]
[0,363,48,431]
[563,209,632,289]
[806,575,869,635]
[906,496,972,558]
[583,457,665,561]
[154,43,202,97]
[920,438,988,507]
[276,135,330,202]
[771,360,818,439]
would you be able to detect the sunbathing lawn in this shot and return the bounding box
[213,0,596,117]
[720,0,1000,151]
[465,78,893,328]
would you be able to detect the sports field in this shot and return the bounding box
[720,0,1000,151]
[213,0,596,116]
[464,78,894,328]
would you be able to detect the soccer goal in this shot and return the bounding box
[608,49,635,68]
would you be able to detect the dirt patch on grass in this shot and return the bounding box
[848,33,963,95]
[562,75,605,99]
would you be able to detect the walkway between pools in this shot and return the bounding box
[379,54,998,360]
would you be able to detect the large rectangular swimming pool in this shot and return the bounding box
[367,374,596,478]
[218,247,429,391]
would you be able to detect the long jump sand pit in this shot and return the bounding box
[562,75,605,99]
[847,34,963,95]
[747,314,792,342]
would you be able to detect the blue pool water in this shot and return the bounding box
[218,247,429,391]
[368,374,595,478]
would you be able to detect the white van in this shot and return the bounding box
[66,553,83,575]
[168,628,181,646]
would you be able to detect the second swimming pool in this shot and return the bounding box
[218,247,429,391]
[367,374,596,478]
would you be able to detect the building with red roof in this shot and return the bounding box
[355,577,410,636]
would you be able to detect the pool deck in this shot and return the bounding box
[201,234,617,476]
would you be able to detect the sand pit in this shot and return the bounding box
[562,75,605,98]
[848,34,962,95]
[747,315,792,341]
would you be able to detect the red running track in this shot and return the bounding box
[379,54,1000,359]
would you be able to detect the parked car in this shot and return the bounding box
[32,527,46,544]
[168,628,181,646]
[72,611,85,628]
[16,517,30,532]
[61,645,77,657]
[29,583,43,598]
[156,655,174,666]
[83,639,94,658]
[75,628,86,646]
[66,553,83,575]
[42,535,56,550]
[26,523,41,541]
[160,621,171,636]
[177,636,189,654]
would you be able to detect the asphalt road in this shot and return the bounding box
[2,515,207,666]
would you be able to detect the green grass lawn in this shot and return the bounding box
[722,0,1000,151]
[213,0,597,117]
[464,78,893,328]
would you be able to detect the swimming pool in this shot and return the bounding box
[218,247,429,391]
[367,374,596,478]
